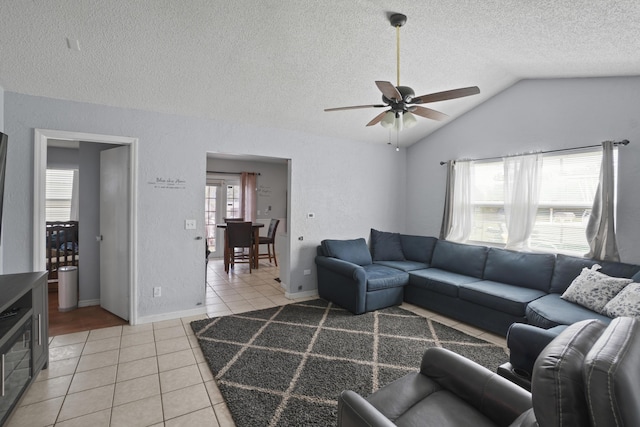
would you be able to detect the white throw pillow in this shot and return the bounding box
[603,283,640,318]
[561,264,633,314]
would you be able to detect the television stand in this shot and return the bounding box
[0,272,48,426]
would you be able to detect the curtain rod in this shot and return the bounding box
[439,139,630,165]
[206,171,261,175]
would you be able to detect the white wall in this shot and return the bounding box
[3,92,407,321]
[406,76,640,264]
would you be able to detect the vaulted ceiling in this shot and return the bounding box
[2,1,640,147]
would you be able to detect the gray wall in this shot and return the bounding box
[406,76,640,264]
[205,157,288,222]
[47,146,79,169]
[3,92,407,321]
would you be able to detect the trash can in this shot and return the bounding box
[58,266,78,312]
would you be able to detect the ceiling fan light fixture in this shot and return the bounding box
[381,111,396,128]
[394,112,403,132]
[403,111,417,128]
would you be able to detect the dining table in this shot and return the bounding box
[216,222,265,272]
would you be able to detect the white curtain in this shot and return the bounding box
[503,154,541,251]
[446,160,472,243]
[69,169,79,221]
[240,172,257,222]
[586,141,620,261]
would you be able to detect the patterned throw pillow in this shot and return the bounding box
[561,264,633,314]
[603,283,640,318]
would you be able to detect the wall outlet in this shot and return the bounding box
[307,213,315,219]
[303,269,311,275]
[153,287,161,297]
[185,219,196,230]
[298,285,303,291]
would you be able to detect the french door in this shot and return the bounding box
[205,177,241,258]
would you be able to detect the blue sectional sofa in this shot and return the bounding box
[315,230,640,335]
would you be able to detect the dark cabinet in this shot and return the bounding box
[0,272,48,426]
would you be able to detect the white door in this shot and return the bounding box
[100,146,130,320]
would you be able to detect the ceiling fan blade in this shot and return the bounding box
[324,104,386,112]
[366,110,388,127]
[375,81,402,101]
[412,86,480,104]
[411,106,448,121]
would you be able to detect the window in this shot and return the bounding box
[46,169,75,221]
[468,148,614,255]
[226,184,241,218]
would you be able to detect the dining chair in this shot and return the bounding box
[226,221,255,273]
[224,217,245,222]
[258,218,280,266]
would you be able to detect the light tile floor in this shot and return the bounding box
[7,259,507,427]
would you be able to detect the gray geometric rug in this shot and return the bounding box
[191,299,508,427]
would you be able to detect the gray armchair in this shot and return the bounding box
[338,317,640,427]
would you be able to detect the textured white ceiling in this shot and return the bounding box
[2,1,640,147]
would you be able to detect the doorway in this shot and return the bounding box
[33,129,139,330]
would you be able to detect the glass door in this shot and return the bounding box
[205,177,241,258]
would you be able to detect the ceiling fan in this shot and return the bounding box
[325,13,480,131]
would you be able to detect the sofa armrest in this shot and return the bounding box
[420,347,532,426]
[507,323,564,378]
[338,390,396,427]
[315,255,366,281]
[315,255,368,313]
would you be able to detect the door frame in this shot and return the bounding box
[33,129,139,324]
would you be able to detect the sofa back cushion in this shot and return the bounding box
[399,235,437,263]
[370,229,405,261]
[321,238,372,266]
[483,248,555,292]
[583,317,640,427]
[430,240,488,278]
[550,254,640,294]
[532,319,607,427]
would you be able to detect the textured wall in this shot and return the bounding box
[3,92,407,321]
[406,76,640,264]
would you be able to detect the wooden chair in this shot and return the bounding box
[226,221,255,273]
[224,217,245,222]
[258,219,280,266]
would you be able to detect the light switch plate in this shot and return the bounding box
[185,219,196,230]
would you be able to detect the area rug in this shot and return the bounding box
[191,299,508,426]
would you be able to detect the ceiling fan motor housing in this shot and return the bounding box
[382,85,415,111]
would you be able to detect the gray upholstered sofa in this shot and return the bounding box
[315,230,640,335]
[338,317,640,427]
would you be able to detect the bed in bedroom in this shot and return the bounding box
[46,221,79,286]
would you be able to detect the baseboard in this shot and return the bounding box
[78,299,100,307]
[284,290,318,299]
[135,306,208,325]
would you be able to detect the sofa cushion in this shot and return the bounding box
[526,294,612,329]
[549,254,640,294]
[459,280,546,317]
[374,260,430,272]
[560,264,632,314]
[321,238,372,266]
[370,229,405,261]
[399,235,437,263]
[362,264,409,291]
[483,248,555,292]
[408,268,482,298]
[602,282,640,318]
[430,240,488,278]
